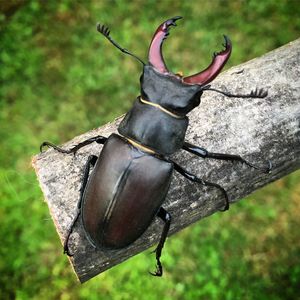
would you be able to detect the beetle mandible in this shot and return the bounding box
[41,16,271,276]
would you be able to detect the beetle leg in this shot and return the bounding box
[64,155,98,256]
[40,135,107,154]
[172,161,229,211]
[183,142,272,174]
[202,86,268,99]
[150,207,171,277]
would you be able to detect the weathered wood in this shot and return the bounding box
[32,39,300,283]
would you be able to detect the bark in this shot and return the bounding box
[32,38,300,283]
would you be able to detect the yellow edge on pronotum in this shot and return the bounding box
[140,97,184,119]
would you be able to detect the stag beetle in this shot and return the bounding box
[41,16,271,276]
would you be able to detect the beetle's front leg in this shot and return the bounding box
[150,207,171,277]
[203,86,268,99]
[40,135,107,154]
[183,142,272,173]
[64,155,98,256]
[172,161,229,211]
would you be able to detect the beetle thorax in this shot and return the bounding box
[118,65,205,155]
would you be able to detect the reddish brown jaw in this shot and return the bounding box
[183,35,232,85]
[149,18,232,85]
[148,16,182,73]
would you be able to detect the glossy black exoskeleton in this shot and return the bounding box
[41,17,271,276]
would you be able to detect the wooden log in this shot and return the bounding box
[32,38,300,283]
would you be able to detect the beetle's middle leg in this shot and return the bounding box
[64,154,98,256]
[183,142,272,173]
[172,161,230,211]
[150,207,171,277]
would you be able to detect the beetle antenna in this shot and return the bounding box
[202,86,268,99]
[97,23,145,66]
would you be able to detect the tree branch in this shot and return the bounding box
[32,38,300,283]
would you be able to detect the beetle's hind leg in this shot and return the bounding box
[172,161,230,211]
[40,135,107,155]
[64,155,98,256]
[150,207,171,277]
[183,142,272,173]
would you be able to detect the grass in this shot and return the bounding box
[1,1,299,299]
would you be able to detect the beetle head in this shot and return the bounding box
[140,66,203,116]
[141,17,232,115]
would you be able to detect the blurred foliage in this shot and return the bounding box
[0,1,299,299]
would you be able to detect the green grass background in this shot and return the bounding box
[1,1,300,299]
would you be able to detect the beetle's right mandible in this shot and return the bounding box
[148,16,182,74]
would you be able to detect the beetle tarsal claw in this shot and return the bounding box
[249,88,268,98]
[63,245,74,257]
[219,204,229,212]
[149,263,163,277]
[242,157,273,174]
[97,23,109,37]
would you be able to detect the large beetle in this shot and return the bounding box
[41,17,271,276]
